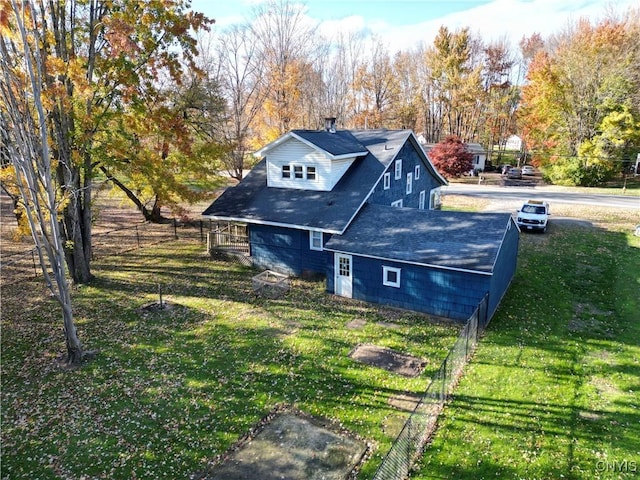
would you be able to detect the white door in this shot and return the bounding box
[334,253,352,298]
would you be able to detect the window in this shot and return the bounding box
[306,166,317,181]
[383,172,390,190]
[430,189,441,210]
[383,266,401,288]
[415,165,420,179]
[339,256,350,277]
[391,199,403,208]
[419,190,426,209]
[394,159,402,180]
[282,165,291,178]
[406,172,412,194]
[294,165,303,179]
[309,230,323,251]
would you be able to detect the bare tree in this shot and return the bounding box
[1,1,85,364]
[250,0,322,136]
[211,24,269,179]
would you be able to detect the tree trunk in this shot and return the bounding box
[99,166,168,223]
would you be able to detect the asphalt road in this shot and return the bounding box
[442,183,640,210]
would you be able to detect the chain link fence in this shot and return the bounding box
[372,294,489,480]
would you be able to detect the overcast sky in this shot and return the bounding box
[191,0,633,51]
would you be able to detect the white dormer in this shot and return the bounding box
[255,131,367,192]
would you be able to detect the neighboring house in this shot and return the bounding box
[466,143,486,173]
[505,135,523,151]
[203,124,519,322]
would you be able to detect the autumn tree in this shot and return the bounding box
[428,135,473,178]
[1,1,85,364]
[250,0,323,141]
[426,26,484,141]
[0,1,211,282]
[519,11,640,185]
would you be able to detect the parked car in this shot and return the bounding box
[521,165,535,175]
[506,167,522,179]
[517,200,550,233]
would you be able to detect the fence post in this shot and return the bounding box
[136,225,140,248]
[173,218,178,239]
[200,220,204,243]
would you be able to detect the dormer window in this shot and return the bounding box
[294,165,304,179]
[306,166,317,180]
[282,165,291,178]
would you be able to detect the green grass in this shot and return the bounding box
[411,222,640,479]
[1,242,460,479]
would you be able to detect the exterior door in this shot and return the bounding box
[334,253,353,298]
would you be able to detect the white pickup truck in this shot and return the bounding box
[516,200,550,233]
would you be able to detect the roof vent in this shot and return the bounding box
[324,117,337,133]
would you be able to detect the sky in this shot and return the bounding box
[190,0,634,52]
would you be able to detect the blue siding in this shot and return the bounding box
[249,224,329,276]
[326,253,491,321]
[487,219,519,319]
[368,141,439,208]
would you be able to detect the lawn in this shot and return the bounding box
[411,213,640,479]
[0,241,461,479]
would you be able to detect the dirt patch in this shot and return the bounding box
[346,318,367,329]
[350,344,426,377]
[388,392,421,412]
[200,408,367,480]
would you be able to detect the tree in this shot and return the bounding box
[428,135,473,178]
[210,24,268,179]
[0,0,85,364]
[519,12,640,185]
[0,0,211,282]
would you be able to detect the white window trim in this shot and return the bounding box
[293,165,304,179]
[415,165,420,179]
[391,199,403,207]
[383,266,401,288]
[383,172,390,190]
[419,190,426,209]
[394,159,402,180]
[406,172,412,194]
[309,230,323,251]
[306,166,317,181]
[282,165,291,178]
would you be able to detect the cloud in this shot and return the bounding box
[317,0,635,52]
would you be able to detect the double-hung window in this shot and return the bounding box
[383,172,390,190]
[282,165,291,178]
[394,159,403,180]
[294,165,304,179]
[306,166,317,180]
[415,165,420,179]
[383,266,401,288]
[406,172,412,194]
[309,230,323,251]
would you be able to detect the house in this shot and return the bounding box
[465,143,486,173]
[416,136,487,175]
[203,123,519,322]
[505,135,523,151]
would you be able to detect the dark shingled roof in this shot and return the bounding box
[323,203,513,273]
[202,129,416,232]
[291,130,368,157]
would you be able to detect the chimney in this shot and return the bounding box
[324,117,337,133]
